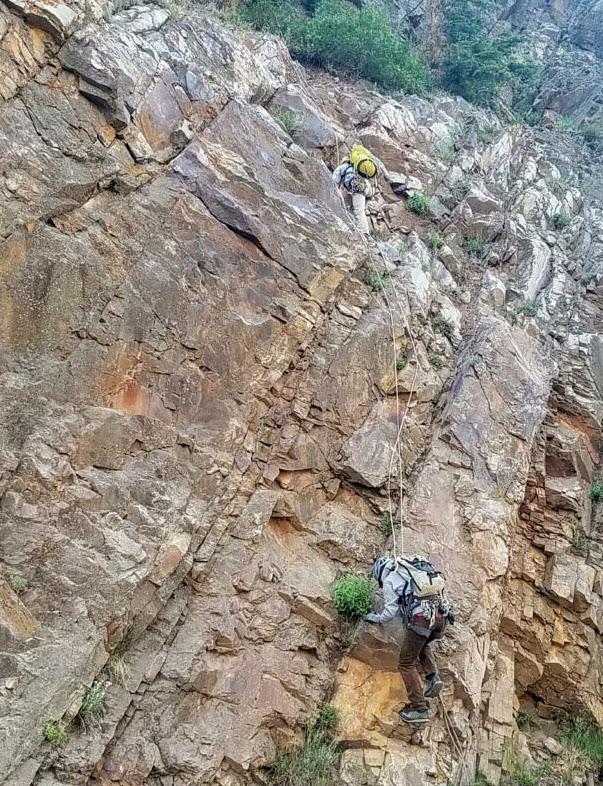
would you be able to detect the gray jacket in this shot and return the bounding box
[372,567,413,624]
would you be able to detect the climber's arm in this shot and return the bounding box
[364,579,400,624]
[332,163,347,186]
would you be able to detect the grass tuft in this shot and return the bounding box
[429,353,445,369]
[270,708,339,786]
[271,108,302,138]
[516,300,538,317]
[464,235,486,257]
[79,680,108,725]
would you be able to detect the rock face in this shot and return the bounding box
[0,2,602,786]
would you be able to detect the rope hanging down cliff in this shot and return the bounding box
[361,235,420,557]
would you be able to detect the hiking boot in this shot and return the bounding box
[399,708,429,725]
[424,674,443,699]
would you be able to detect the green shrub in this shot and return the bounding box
[441,0,539,109]
[516,710,533,730]
[516,300,537,317]
[333,575,373,619]
[552,211,571,229]
[380,513,393,536]
[424,230,443,250]
[242,0,430,94]
[591,483,603,501]
[315,704,339,733]
[562,716,603,766]
[272,108,302,137]
[270,715,339,786]
[464,235,486,256]
[365,270,387,291]
[43,721,68,745]
[79,681,108,723]
[396,355,407,371]
[407,193,430,215]
[429,353,445,369]
[9,575,27,594]
[433,315,455,339]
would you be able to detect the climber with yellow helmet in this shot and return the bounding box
[332,143,390,236]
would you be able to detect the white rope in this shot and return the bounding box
[361,233,421,558]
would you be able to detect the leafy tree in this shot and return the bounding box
[242,0,430,94]
[441,0,539,109]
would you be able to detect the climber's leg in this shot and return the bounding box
[351,192,370,235]
[398,627,428,713]
[420,618,446,698]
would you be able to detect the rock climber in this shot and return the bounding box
[332,143,390,236]
[364,554,455,725]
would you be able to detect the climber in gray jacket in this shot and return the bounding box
[365,555,454,725]
[332,144,390,236]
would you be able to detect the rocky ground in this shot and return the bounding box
[0,1,603,785]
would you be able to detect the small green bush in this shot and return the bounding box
[380,513,393,536]
[242,0,430,94]
[562,716,603,766]
[407,193,430,215]
[396,356,407,371]
[270,714,339,786]
[365,270,387,291]
[516,710,532,730]
[79,681,108,723]
[9,575,27,594]
[333,575,373,619]
[272,108,302,137]
[424,230,443,250]
[429,353,445,369]
[516,300,537,317]
[43,721,68,745]
[552,211,571,229]
[591,483,603,501]
[464,235,486,256]
[433,315,455,339]
[315,704,339,733]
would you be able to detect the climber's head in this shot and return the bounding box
[371,555,394,588]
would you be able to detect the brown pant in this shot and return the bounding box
[399,617,446,711]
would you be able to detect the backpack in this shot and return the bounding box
[349,144,378,179]
[394,556,446,601]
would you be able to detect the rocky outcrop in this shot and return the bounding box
[0,2,602,786]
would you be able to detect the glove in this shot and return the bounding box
[447,608,456,625]
[364,613,381,624]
